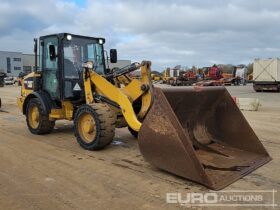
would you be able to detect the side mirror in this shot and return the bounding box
[49,45,56,61]
[110,49,117,63]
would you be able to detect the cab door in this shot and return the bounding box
[41,36,60,100]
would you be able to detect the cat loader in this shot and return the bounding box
[17,33,271,190]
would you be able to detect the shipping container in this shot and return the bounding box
[253,58,280,92]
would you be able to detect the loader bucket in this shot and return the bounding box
[138,87,271,190]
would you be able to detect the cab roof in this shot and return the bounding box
[39,33,106,43]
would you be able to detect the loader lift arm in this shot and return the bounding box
[84,61,152,132]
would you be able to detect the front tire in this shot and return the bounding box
[26,98,54,134]
[74,103,116,150]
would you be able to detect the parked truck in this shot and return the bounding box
[253,58,280,92]
[234,66,248,85]
[0,72,6,87]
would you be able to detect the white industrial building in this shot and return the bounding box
[0,51,35,77]
[109,60,131,69]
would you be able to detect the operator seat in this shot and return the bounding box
[64,58,79,79]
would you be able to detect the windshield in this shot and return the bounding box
[63,36,105,79]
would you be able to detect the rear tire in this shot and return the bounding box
[26,98,54,134]
[74,103,116,150]
[253,84,262,92]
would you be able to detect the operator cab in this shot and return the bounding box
[35,33,117,102]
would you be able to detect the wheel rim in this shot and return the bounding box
[28,105,39,129]
[78,112,97,143]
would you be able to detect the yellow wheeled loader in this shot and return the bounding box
[17,33,271,190]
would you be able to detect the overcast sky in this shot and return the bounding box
[1,0,280,70]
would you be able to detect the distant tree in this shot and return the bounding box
[151,70,161,75]
[247,63,253,75]
[219,64,234,73]
[191,65,197,72]
[181,66,189,71]
[173,65,181,70]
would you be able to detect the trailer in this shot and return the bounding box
[253,58,280,92]
[195,79,224,86]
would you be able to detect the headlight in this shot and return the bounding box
[66,34,72,41]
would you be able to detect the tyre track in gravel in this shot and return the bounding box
[0,110,193,209]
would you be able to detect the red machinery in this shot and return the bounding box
[208,65,223,80]
[195,65,224,86]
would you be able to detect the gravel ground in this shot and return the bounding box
[0,84,279,210]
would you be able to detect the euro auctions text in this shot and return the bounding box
[166,190,277,207]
